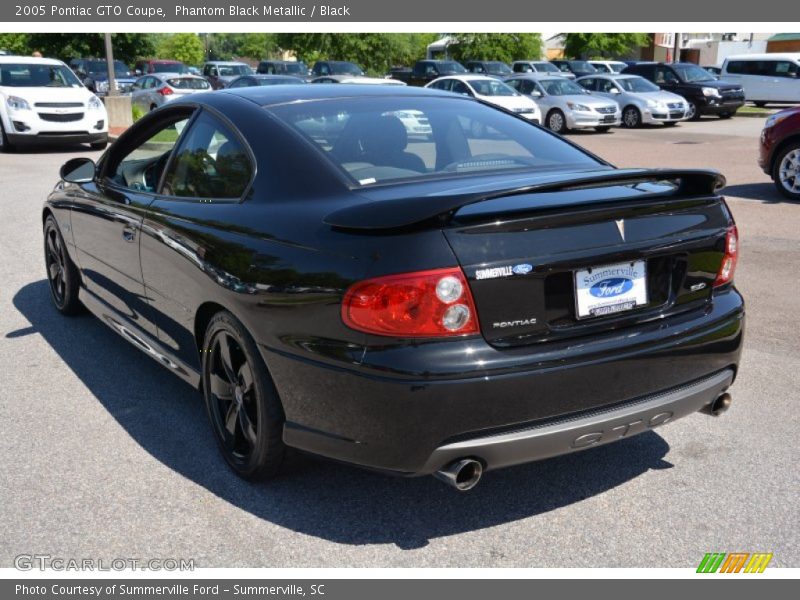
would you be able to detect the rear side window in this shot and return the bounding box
[161,112,253,199]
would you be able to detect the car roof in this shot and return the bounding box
[206,61,248,65]
[584,73,638,79]
[152,72,202,80]
[505,73,563,81]
[250,74,304,79]
[0,56,63,66]
[218,83,457,106]
[723,53,800,61]
[435,74,501,82]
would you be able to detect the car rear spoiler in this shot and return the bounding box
[323,168,726,230]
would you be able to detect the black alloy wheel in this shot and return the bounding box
[43,215,82,315]
[202,311,286,480]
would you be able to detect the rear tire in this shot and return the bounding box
[202,311,287,481]
[772,142,800,201]
[754,101,767,108]
[90,140,108,151]
[43,215,83,315]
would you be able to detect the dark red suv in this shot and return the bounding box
[759,106,800,200]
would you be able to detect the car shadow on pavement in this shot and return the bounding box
[723,182,794,203]
[11,280,674,550]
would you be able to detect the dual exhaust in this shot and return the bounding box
[434,392,734,491]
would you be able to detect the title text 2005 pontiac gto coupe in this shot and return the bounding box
[44,85,743,490]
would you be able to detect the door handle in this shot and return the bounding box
[122,226,136,243]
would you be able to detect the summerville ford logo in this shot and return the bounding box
[590,277,634,298]
[475,264,533,280]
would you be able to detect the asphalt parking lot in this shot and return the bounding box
[1,115,798,568]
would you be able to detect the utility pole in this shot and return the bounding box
[673,32,681,63]
[104,33,117,96]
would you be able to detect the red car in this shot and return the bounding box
[759,106,800,200]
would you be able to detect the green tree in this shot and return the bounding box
[156,33,205,66]
[563,33,651,59]
[0,33,30,55]
[26,33,155,64]
[207,33,279,61]
[448,34,543,62]
[274,33,437,75]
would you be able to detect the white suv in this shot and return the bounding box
[0,56,108,152]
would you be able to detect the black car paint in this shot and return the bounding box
[622,63,746,116]
[45,85,744,477]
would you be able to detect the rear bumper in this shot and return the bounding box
[418,368,733,474]
[264,288,744,475]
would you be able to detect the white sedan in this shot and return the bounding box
[425,75,542,125]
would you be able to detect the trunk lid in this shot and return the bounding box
[443,182,731,346]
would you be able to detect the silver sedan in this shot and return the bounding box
[130,73,211,112]
[577,74,690,127]
[504,74,620,133]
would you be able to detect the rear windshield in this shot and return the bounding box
[569,61,597,72]
[484,62,512,74]
[267,96,599,186]
[329,62,364,76]
[282,62,307,74]
[439,62,467,73]
[0,63,83,87]
[533,62,560,73]
[167,77,210,89]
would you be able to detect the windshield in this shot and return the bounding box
[86,60,131,77]
[534,62,560,73]
[152,62,189,74]
[283,62,307,74]
[569,61,597,73]
[268,96,598,186]
[609,62,626,73]
[0,63,83,87]
[616,76,660,93]
[440,62,467,73]
[672,64,715,82]
[217,64,250,76]
[540,78,586,96]
[330,62,364,76]
[484,62,512,74]
[469,79,517,96]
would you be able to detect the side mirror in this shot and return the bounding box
[60,157,96,184]
[531,90,543,97]
[134,69,142,76]
[610,88,621,94]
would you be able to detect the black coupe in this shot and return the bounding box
[45,85,744,490]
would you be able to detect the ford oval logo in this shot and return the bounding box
[512,263,533,275]
[590,277,633,298]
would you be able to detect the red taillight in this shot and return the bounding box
[158,86,173,96]
[714,225,739,287]
[342,267,480,337]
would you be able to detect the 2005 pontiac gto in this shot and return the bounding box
[44,85,743,490]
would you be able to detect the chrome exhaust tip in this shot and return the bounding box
[701,392,732,416]
[433,458,483,491]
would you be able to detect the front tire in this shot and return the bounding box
[687,101,700,121]
[754,101,767,108]
[772,142,800,201]
[43,215,83,315]
[622,105,641,128]
[0,119,15,153]
[202,311,287,481]
[546,109,567,134]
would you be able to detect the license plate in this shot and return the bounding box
[602,115,615,123]
[574,260,648,319]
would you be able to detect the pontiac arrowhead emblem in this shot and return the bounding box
[615,219,626,242]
